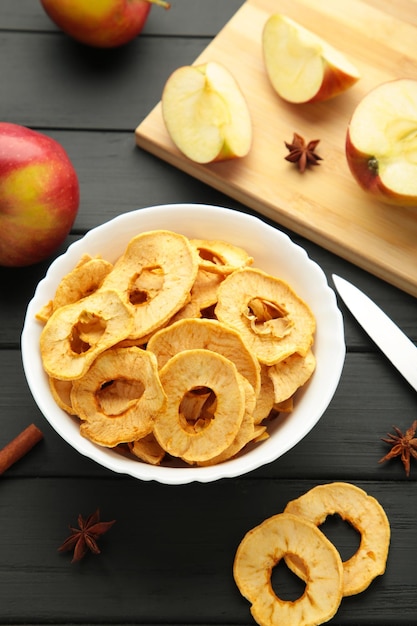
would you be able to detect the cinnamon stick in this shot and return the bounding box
[0,424,44,475]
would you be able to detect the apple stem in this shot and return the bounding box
[146,0,171,9]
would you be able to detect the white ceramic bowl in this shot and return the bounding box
[21,204,345,484]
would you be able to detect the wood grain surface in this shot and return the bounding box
[136,0,417,297]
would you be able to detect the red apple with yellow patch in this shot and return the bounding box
[262,14,360,103]
[346,79,417,206]
[40,0,170,49]
[0,123,79,267]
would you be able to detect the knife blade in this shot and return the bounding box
[332,274,417,392]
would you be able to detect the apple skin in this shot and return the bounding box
[0,123,80,267]
[262,14,360,104]
[345,79,417,207]
[310,62,359,104]
[40,0,166,48]
[345,133,389,198]
[346,132,417,207]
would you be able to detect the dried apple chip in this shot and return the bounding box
[198,375,257,466]
[100,230,199,341]
[252,424,269,442]
[253,363,276,425]
[40,289,134,380]
[190,238,254,274]
[268,349,316,403]
[35,255,110,324]
[284,482,391,596]
[153,349,246,463]
[273,396,294,413]
[147,318,261,397]
[35,300,54,324]
[49,377,76,415]
[71,346,166,447]
[52,256,113,311]
[215,268,315,365]
[128,433,166,466]
[170,268,224,322]
[234,513,343,626]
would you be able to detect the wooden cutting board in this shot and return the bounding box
[135,0,417,297]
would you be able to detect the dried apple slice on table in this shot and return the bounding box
[262,13,360,103]
[161,61,252,163]
[234,513,344,626]
[284,482,391,596]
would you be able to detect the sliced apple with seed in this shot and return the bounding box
[346,78,417,206]
[262,13,360,103]
[161,61,252,164]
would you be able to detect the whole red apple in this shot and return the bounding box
[40,0,170,49]
[0,123,80,267]
[345,79,417,206]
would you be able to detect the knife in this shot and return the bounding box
[332,274,417,392]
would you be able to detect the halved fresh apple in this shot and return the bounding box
[262,14,360,103]
[161,61,252,164]
[346,79,417,206]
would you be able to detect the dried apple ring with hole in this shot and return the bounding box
[52,256,113,311]
[190,238,254,274]
[284,482,391,596]
[215,268,315,365]
[233,512,343,626]
[147,318,261,397]
[40,289,134,380]
[268,349,316,403]
[197,375,256,466]
[153,348,246,463]
[35,254,111,324]
[100,230,199,341]
[71,346,166,447]
[36,254,90,323]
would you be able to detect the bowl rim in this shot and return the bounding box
[21,203,345,484]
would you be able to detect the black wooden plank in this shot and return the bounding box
[63,130,248,230]
[0,32,211,130]
[0,0,244,37]
[0,477,415,624]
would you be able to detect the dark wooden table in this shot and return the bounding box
[1,2,416,625]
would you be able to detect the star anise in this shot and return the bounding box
[58,509,115,562]
[378,420,417,477]
[284,132,322,173]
